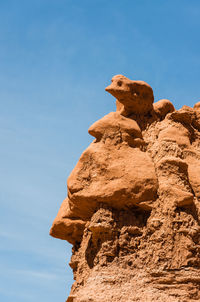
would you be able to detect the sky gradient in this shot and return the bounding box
[1,1,200,301]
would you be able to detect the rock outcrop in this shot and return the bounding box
[50,75,200,302]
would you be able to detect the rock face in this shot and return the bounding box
[50,75,200,302]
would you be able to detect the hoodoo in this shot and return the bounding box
[50,75,200,302]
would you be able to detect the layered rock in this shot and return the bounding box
[50,75,200,302]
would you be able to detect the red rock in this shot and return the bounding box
[193,101,200,111]
[49,198,86,244]
[67,143,158,218]
[88,111,142,141]
[50,75,200,302]
[105,74,154,115]
[158,124,191,147]
[186,153,200,199]
[153,99,175,119]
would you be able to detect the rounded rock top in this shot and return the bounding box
[105,74,154,115]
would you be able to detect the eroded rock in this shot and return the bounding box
[153,99,175,119]
[67,144,158,217]
[105,74,154,116]
[50,74,200,302]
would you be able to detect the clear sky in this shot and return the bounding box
[1,0,200,301]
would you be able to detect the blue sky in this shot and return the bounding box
[1,0,200,301]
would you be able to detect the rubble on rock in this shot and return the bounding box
[50,75,200,302]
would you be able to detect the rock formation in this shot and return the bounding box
[50,75,200,302]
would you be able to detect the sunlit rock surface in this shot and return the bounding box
[50,75,200,302]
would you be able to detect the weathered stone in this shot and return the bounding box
[153,99,175,119]
[105,74,154,115]
[67,143,158,217]
[50,75,200,302]
[50,198,86,244]
[193,101,200,111]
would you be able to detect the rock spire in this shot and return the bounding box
[50,75,200,302]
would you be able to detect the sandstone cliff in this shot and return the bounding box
[50,75,200,302]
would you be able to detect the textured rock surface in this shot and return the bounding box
[50,75,200,302]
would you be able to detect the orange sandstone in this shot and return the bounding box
[50,75,200,302]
